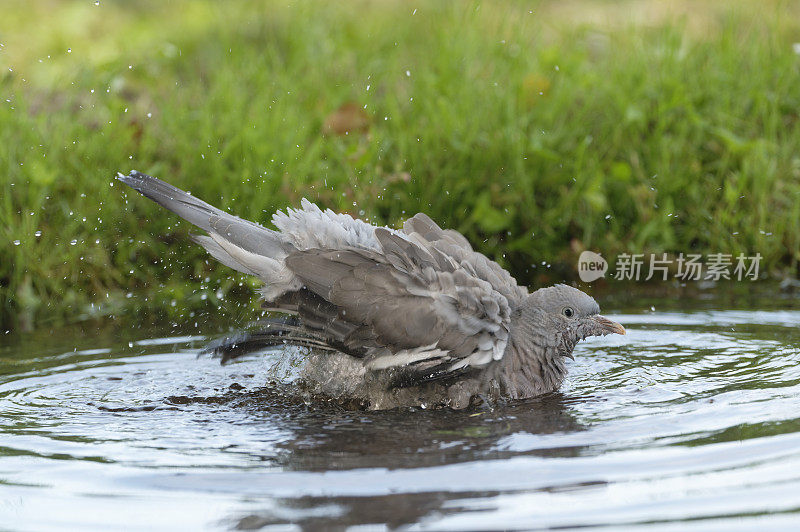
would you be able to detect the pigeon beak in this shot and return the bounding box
[589,315,626,336]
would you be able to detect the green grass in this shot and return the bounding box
[2,0,799,331]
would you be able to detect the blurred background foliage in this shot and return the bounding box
[1,0,799,331]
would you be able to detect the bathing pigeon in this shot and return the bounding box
[118,171,625,409]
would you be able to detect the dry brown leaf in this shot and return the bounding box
[322,102,370,136]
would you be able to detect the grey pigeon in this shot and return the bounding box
[118,171,625,409]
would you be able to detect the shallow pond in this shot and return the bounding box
[2,289,800,530]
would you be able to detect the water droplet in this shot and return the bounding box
[34,230,42,237]
[70,239,77,245]
[405,70,411,76]
[12,239,20,246]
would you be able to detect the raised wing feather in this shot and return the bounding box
[402,213,528,306]
[283,228,512,378]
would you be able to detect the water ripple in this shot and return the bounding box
[1,307,799,529]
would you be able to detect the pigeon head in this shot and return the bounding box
[499,284,625,399]
[523,284,625,359]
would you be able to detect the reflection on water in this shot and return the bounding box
[1,293,800,530]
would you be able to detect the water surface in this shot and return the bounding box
[2,291,800,530]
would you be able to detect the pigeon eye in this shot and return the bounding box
[563,307,575,318]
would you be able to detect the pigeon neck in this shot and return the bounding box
[496,314,569,399]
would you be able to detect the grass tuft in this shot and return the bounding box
[1,0,799,330]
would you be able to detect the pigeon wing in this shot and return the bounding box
[284,228,512,379]
[402,213,528,306]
